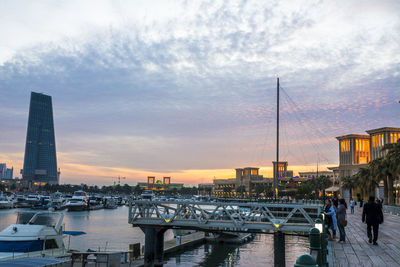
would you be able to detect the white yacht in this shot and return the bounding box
[65,191,88,211]
[0,194,13,209]
[0,212,68,260]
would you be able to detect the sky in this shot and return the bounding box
[0,0,399,186]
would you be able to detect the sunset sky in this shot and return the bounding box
[1,0,399,186]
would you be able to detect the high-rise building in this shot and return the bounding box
[0,163,13,179]
[22,92,59,185]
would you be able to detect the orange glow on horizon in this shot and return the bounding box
[0,152,336,186]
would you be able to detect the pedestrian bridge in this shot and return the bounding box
[128,200,323,233]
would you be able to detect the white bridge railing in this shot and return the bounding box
[128,200,323,233]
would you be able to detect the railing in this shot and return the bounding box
[129,200,323,233]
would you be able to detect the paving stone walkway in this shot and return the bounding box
[331,205,400,267]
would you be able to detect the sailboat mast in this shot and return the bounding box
[274,77,280,199]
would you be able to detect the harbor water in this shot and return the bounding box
[0,206,309,266]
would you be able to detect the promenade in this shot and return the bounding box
[331,206,400,267]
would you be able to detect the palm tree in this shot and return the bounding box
[382,140,400,205]
[341,176,357,198]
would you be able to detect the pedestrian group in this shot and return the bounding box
[323,195,383,245]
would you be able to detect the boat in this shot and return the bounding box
[50,192,66,210]
[103,196,117,209]
[0,212,69,260]
[31,196,51,210]
[65,191,88,211]
[141,190,155,200]
[88,195,103,210]
[25,194,41,207]
[14,195,30,208]
[0,193,13,209]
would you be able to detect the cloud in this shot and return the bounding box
[0,0,399,184]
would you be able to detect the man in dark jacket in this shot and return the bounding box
[362,196,384,245]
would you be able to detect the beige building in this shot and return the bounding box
[334,127,400,201]
[213,167,273,196]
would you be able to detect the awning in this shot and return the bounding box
[325,186,340,192]
[63,231,86,236]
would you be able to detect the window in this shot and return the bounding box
[251,169,258,175]
[391,133,399,144]
[340,140,350,152]
[45,239,59,249]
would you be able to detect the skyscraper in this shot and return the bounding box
[22,92,59,185]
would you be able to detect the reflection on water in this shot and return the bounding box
[0,206,309,266]
[164,234,309,267]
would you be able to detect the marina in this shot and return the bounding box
[0,203,312,266]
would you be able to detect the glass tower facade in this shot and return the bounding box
[22,92,59,184]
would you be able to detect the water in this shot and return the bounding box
[0,206,309,266]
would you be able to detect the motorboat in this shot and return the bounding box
[141,190,155,200]
[0,193,13,209]
[25,194,41,207]
[103,197,117,209]
[0,212,68,260]
[31,196,51,210]
[50,192,66,210]
[14,195,30,208]
[65,191,88,211]
[88,195,103,210]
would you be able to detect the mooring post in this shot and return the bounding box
[274,231,285,267]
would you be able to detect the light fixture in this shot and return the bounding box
[315,218,323,233]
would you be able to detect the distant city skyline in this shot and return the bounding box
[1,0,399,186]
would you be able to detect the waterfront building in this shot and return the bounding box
[21,92,60,186]
[0,163,13,179]
[213,167,274,197]
[198,183,213,195]
[334,127,400,202]
[137,176,184,191]
[298,171,334,179]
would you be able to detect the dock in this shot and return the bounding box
[71,231,205,266]
[331,206,400,267]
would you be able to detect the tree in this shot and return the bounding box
[254,184,265,198]
[310,176,332,199]
[341,176,357,198]
[382,140,400,205]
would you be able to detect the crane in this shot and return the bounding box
[110,176,126,186]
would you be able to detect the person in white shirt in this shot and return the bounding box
[350,198,356,214]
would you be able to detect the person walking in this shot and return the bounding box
[362,196,384,245]
[336,198,347,243]
[350,198,355,214]
[324,199,337,240]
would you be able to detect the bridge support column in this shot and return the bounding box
[142,227,166,267]
[274,231,285,267]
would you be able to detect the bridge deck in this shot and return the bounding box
[128,200,322,233]
[331,206,400,267]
